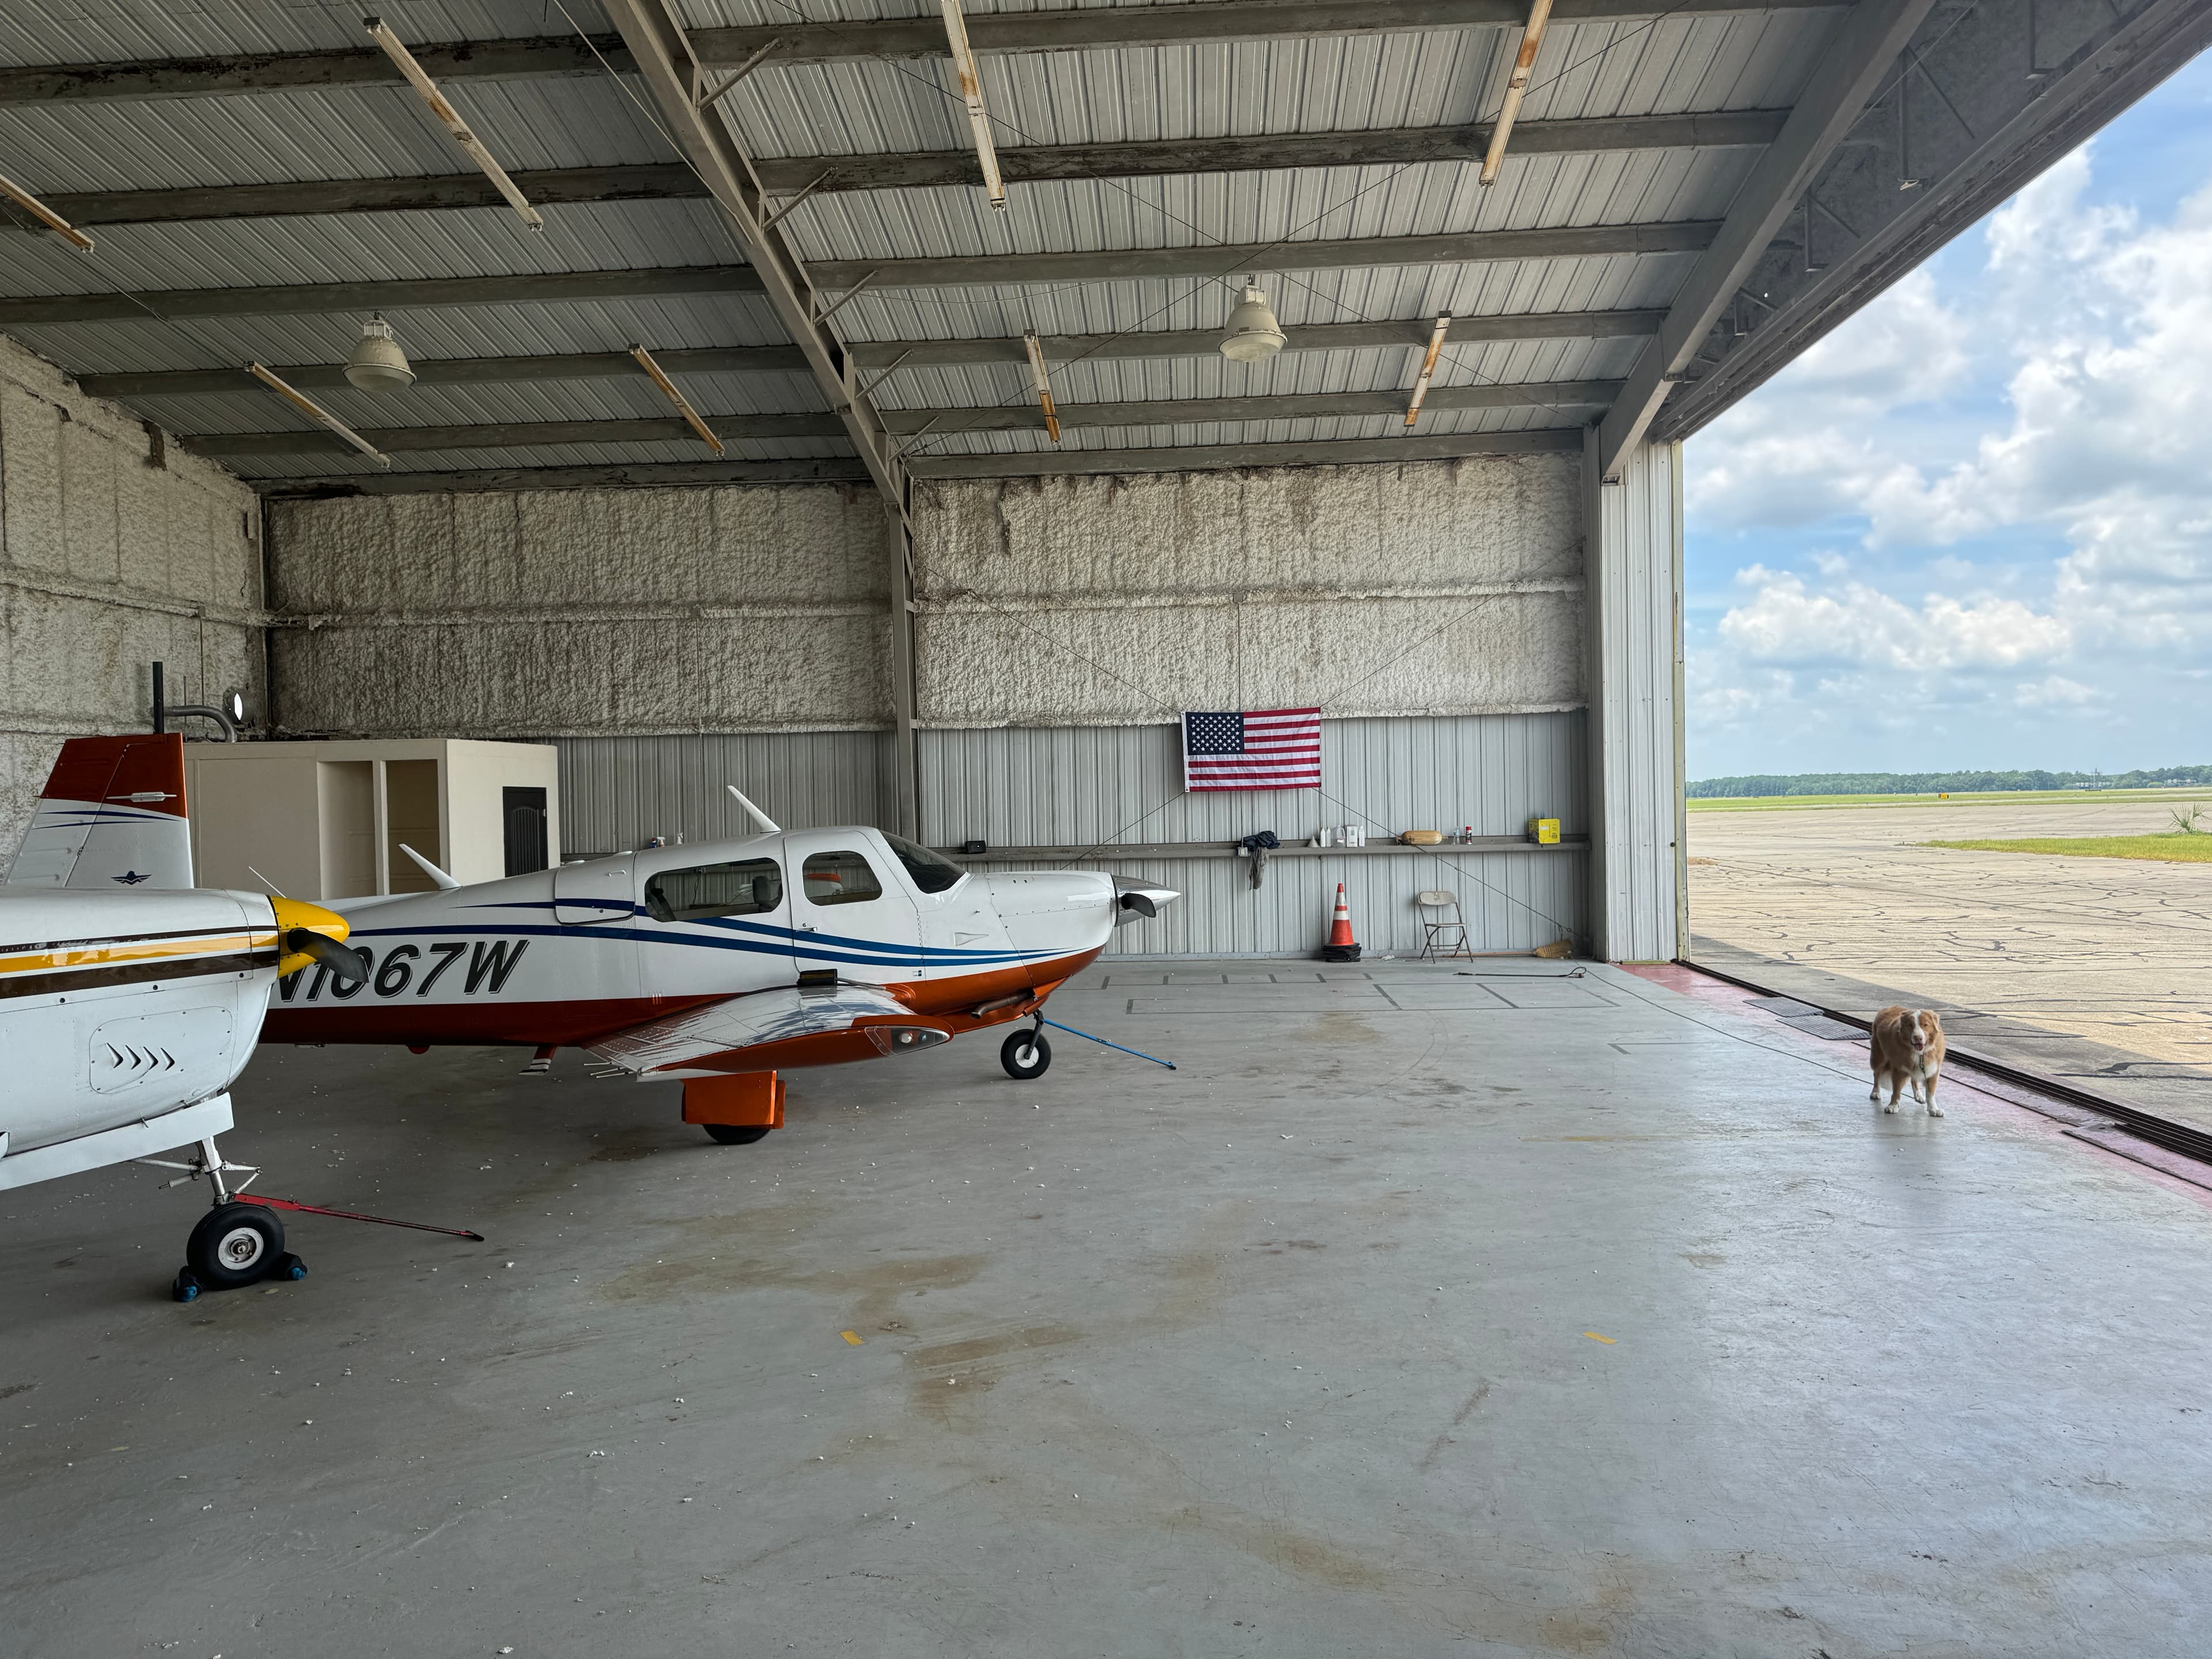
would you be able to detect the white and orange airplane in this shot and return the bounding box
[1,733,376,1298]
[263,790,1177,1142]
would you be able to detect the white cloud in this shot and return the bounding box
[1717,567,2072,672]
[2014,675,2103,708]
[1687,122,2212,772]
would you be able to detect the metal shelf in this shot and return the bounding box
[940,836,1587,862]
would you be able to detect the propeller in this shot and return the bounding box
[283,927,369,984]
[1118,891,1158,919]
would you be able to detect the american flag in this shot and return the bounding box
[1182,707,1323,791]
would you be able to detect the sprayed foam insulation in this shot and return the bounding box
[0,332,262,855]
[911,454,1584,727]
[264,484,896,736]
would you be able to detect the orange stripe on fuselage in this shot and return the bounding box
[0,930,275,979]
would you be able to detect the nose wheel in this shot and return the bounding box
[1001,1024,1052,1080]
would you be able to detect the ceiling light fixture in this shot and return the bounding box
[1404,315,1452,427]
[939,0,1009,213]
[365,16,544,230]
[248,362,391,469]
[1481,0,1555,187]
[344,313,415,391]
[0,169,95,253]
[1219,283,1286,363]
[630,344,726,454]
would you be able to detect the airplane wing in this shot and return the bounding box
[583,982,939,1077]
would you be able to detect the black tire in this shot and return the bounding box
[1001,1029,1052,1080]
[703,1123,771,1145]
[186,1202,285,1290]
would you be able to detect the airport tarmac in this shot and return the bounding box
[1688,795,2212,1130]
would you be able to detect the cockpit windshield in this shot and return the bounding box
[882,832,967,895]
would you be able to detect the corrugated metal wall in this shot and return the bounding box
[1582,437,1683,962]
[552,713,1585,957]
[918,714,1584,848]
[556,732,896,857]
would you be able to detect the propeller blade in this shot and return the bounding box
[1118,891,1157,919]
[287,929,369,984]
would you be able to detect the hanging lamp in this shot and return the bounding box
[1219,284,1286,362]
[343,313,415,392]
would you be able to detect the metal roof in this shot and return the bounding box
[0,0,2196,494]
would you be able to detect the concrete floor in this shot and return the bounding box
[5,958,2211,1657]
[1688,796,2212,1128]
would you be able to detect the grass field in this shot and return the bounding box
[1921,834,2212,863]
[1687,787,2210,813]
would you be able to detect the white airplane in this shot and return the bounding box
[2,733,370,1299]
[262,789,1177,1142]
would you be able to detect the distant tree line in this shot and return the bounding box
[1687,766,2212,798]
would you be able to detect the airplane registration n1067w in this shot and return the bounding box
[263,791,1177,1143]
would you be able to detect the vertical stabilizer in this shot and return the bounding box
[6,733,193,889]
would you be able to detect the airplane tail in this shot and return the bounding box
[5,733,194,889]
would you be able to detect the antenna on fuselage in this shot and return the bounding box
[726,785,781,834]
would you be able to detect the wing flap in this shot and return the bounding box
[585,982,916,1075]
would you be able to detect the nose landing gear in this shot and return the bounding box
[1001,1021,1052,1080]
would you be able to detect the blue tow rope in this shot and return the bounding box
[1039,1018,1177,1071]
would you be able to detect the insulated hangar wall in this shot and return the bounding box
[258,442,1684,961]
[0,331,265,843]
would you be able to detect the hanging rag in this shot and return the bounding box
[1240,830,1281,889]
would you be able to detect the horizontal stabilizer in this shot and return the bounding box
[6,733,193,890]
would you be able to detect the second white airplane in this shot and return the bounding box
[263,793,1177,1142]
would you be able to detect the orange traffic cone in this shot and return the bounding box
[1320,881,1362,963]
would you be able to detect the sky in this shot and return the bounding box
[1682,50,2212,781]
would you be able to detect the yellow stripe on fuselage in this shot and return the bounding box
[0,930,278,979]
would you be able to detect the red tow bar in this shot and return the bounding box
[233,1191,485,1241]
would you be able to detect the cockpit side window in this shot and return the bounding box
[643,858,782,922]
[882,832,966,895]
[801,850,884,906]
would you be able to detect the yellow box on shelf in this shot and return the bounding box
[1527,817,1560,845]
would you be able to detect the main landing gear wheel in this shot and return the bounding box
[185,1202,286,1291]
[703,1123,772,1145]
[1001,1028,1052,1081]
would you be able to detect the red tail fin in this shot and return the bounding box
[7,733,193,889]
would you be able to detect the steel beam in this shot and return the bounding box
[33,165,702,228]
[0,267,760,328]
[181,382,1616,457]
[1594,0,1940,476]
[687,1,1844,67]
[78,347,813,400]
[0,227,1705,331]
[906,429,1583,479]
[13,114,1780,232]
[847,310,1665,368]
[258,459,872,497]
[0,6,1841,105]
[744,111,1787,194]
[880,381,1622,434]
[811,221,1718,291]
[0,36,628,105]
[1652,0,2212,442]
[183,414,849,459]
[81,312,1656,400]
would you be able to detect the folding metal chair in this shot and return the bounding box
[1416,889,1471,960]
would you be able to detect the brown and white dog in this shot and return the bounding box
[1870,1006,1946,1115]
